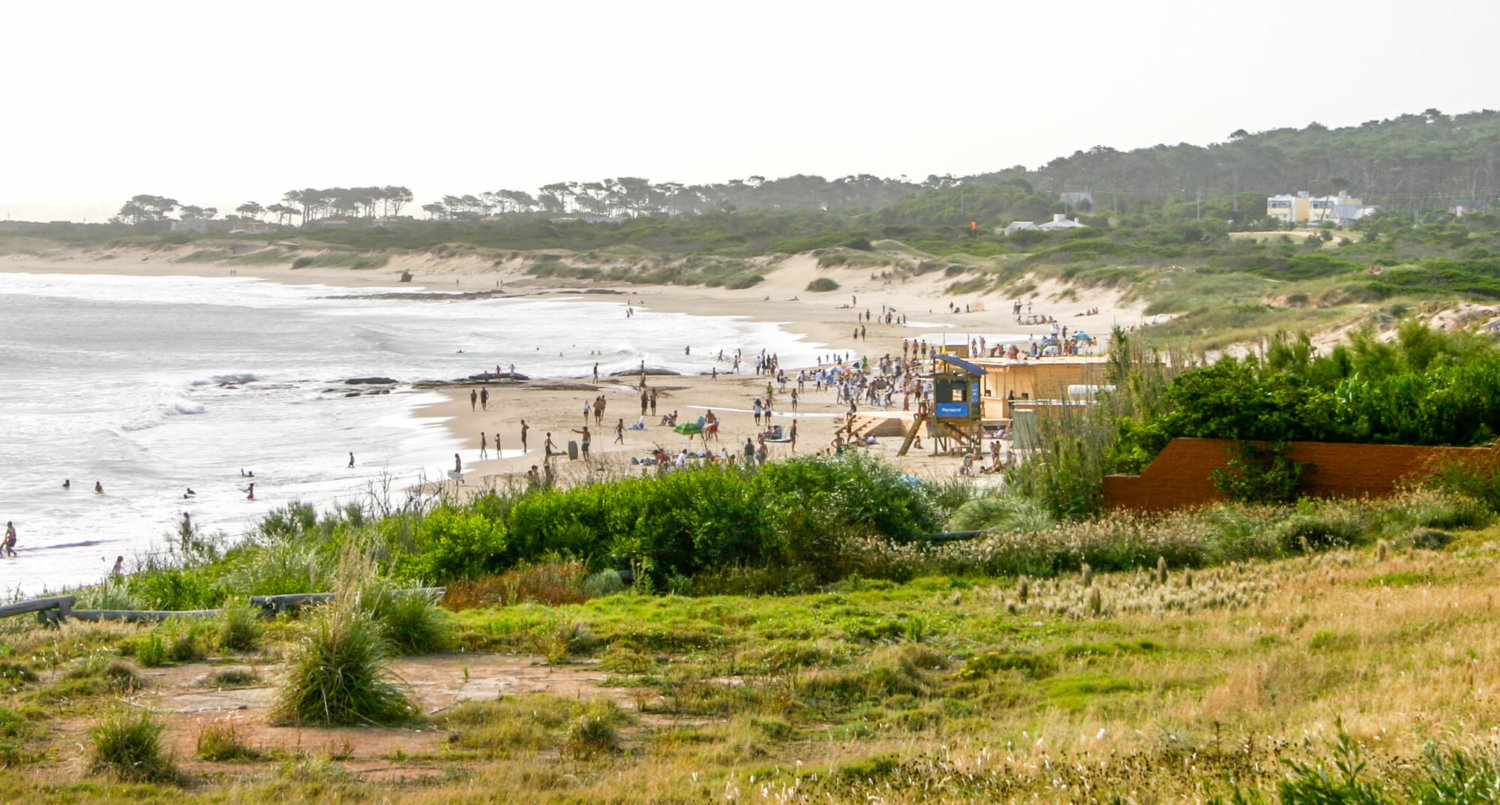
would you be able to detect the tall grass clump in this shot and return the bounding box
[196,721,262,762]
[89,708,177,783]
[274,543,419,726]
[1007,330,1176,519]
[366,587,452,655]
[216,606,264,653]
[272,602,418,726]
[946,491,1054,534]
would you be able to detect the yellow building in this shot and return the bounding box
[1266,191,1365,226]
[967,356,1109,420]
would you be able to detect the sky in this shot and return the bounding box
[2,0,1496,222]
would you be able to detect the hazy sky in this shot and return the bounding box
[3,0,1496,222]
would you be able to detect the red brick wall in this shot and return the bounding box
[1102,437,1498,513]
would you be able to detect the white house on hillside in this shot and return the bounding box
[1037,213,1088,231]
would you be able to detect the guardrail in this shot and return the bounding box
[0,587,445,624]
[251,587,444,615]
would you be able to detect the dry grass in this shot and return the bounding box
[443,559,591,610]
[4,531,1500,800]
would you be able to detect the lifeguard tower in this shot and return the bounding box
[898,353,985,456]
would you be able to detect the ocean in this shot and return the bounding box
[0,273,821,597]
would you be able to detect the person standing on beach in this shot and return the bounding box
[454,454,462,475]
[615,418,625,444]
[4,522,15,557]
[572,426,591,459]
[790,420,798,453]
[479,432,488,459]
[593,362,599,382]
[480,386,489,411]
[470,389,478,410]
[582,400,591,426]
[640,388,649,417]
[520,420,530,452]
[348,452,355,468]
[649,388,659,416]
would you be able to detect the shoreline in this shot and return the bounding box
[1,245,1150,489]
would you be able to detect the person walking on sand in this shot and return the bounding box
[520,420,530,452]
[480,386,489,411]
[470,388,478,411]
[4,522,16,557]
[479,432,488,459]
[593,362,599,382]
[614,418,625,444]
[582,400,591,426]
[454,453,463,475]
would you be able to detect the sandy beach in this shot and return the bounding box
[1,244,1149,488]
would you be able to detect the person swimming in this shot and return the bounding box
[246,482,255,501]
[94,481,103,494]
[63,479,70,490]
[183,488,196,498]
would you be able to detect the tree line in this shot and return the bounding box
[111,108,1500,230]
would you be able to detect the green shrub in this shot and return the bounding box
[563,715,620,758]
[367,589,452,655]
[217,606,264,653]
[1275,508,1366,552]
[206,669,260,687]
[103,662,143,693]
[196,721,262,762]
[946,493,1054,534]
[1209,441,1306,504]
[582,569,625,597]
[136,632,169,668]
[272,604,418,726]
[0,661,38,689]
[89,708,177,783]
[392,505,508,582]
[163,618,210,663]
[1425,454,1500,513]
[806,277,840,292]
